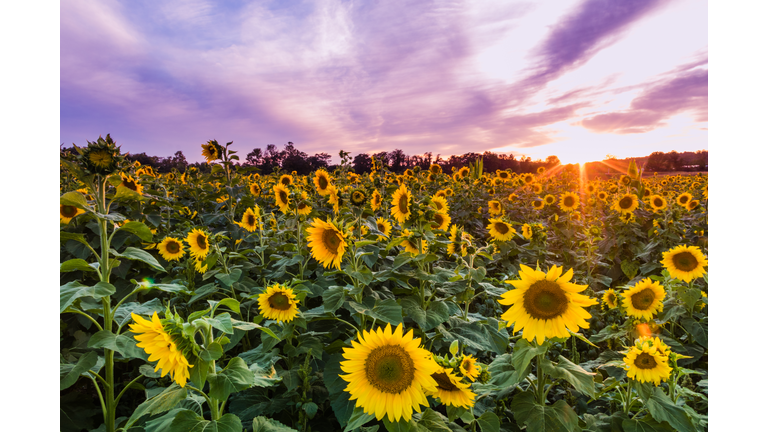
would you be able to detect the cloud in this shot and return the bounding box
[580,65,707,133]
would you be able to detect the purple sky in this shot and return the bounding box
[60,0,707,164]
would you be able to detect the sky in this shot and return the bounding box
[60,0,707,164]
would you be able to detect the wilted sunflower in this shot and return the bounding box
[602,288,618,309]
[623,337,672,386]
[273,184,291,213]
[676,192,692,206]
[459,355,479,382]
[370,190,382,211]
[521,223,533,240]
[238,207,261,232]
[559,192,579,212]
[258,284,299,323]
[376,217,392,238]
[157,237,185,261]
[430,195,449,213]
[129,312,193,388]
[119,173,143,195]
[279,174,293,186]
[661,245,708,282]
[487,218,515,241]
[431,212,451,231]
[60,205,86,224]
[622,278,665,320]
[427,368,476,409]
[649,195,667,211]
[339,323,440,423]
[544,194,556,206]
[350,189,367,206]
[306,219,347,270]
[186,229,210,258]
[612,193,639,215]
[488,200,502,215]
[499,265,597,345]
[391,184,412,223]
[201,141,221,163]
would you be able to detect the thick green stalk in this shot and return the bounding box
[96,177,116,432]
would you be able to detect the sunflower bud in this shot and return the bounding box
[449,340,459,357]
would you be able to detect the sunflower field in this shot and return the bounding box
[60,137,708,432]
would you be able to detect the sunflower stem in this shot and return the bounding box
[65,308,104,331]
[536,353,546,405]
[114,374,144,405]
[623,380,633,415]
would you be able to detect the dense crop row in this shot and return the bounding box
[60,137,708,432]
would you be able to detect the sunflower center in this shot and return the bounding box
[495,223,509,234]
[563,196,575,207]
[398,194,409,213]
[196,234,207,249]
[377,223,386,232]
[279,190,288,203]
[166,241,180,254]
[281,177,290,185]
[523,280,569,320]
[61,205,77,218]
[619,197,633,209]
[316,175,328,189]
[630,288,656,311]
[322,228,343,252]
[679,195,689,204]
[432,372,459,391]
[607,293,616,303]
[365,345,414,394]
[122,179,138,191]
[247,215,256,225]
[634,352,658,369]
[268,293,292,311]
[672,252,698,271]
[298,203,307,210]
[654,198,663,207]
[462,359,472,371]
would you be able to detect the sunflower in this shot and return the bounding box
[312,169,332,195]
[623,338,672,386]
[488,200,502,215]
[531,183,543,194]
[431,212,451,231]
[531,200,544,210]
[257,284,300,323]
[238,207,261,232]
[273,184,291,213]
[458,355,479,382]
[339,323,440,423]
[619,175,632,186]
[601,288,618,309]
[520,223,533,240]
[157,237,185,261]
[201,141,220,163]
[586,184,596,194]
[60,205,86,224]
[351,189,367,206]
[429,164,442,175]
[186,229,210,258]
[391,185,412,224]
[544,194,556,206]
[508,193,518,201]
[430,195,448,213]
[612,193,639,215]
[537,166,546,174]
[129,312,193,388]
[499,265,597,345]
[193,255,208,274]
[649,195,667,211]
[279,174,293,186]
[487,218,515,241]
[371,190,382,211]
[401,229,427,255]
[597,191,608,201]
[447,225,467,257]
[458,166,470,178]
[660,245,708,282]
[297,201,312,216]
[522,173,535,184]
[434,190,447,199]
[687,200,700,211]
[676,192,692,206]
[119,173,144,195]
[376,217,392,238]
[306,219,347,270]
[621,278,665,320]
[559,192,579,212]
[427,368,476,409]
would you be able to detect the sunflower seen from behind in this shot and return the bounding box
[306,219,347,270]
[621,278,665,321]
[186,228,211,258]
[661,245,708,282]
[427,368,476,409]
[499,264,597,345]
[391,184,412,224]
[157,237,185,261]
[257,284,300,323]
[371,190,382,211]
[339,323,440,423]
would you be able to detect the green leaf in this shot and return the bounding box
[476,411,500,432]
[111,247,166,272]
[487,353,521,389]
[60,281,116,313]
[60,231,91,247]
[60,258,98,273]
[416,408,452,432]
[116,221,154,242]
[215,269,243,287]
[681,317,707,348]
[253,416,299,432]
[680,288,701,313]
[510,392,579,432]
[114,185,145,201]
[189,355,210,390]
[325,353,358,427]
[114,298,164,329]
[87,330,148,360]
[622,418,675,432]
[344,406,375,432]
[323,285,347,313]
[200,342,223,361]
[621,260,639,280]
[60,191,91,210]
[348,298,403,325]
[646,387,697,432]
[203,313,234,334]
[207,357,255,400]
[168,410,242,432]
[302,401,319,418]
[124,384,188,430]
[541,355,596,398]
[250,363,282,387]
[60,351,98,390]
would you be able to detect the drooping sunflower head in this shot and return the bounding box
[158,237,185,261]
[447,225,467,257]
[306,219,347,269]
[487,218,515,242]
[649,195,667,211]
[676,192,692,206]
[296,201,312,216]
[119,173,144,195]
[488,200,502,215]
[350,189,367,206]
[401,229,427,255]
[431,212,451,231]
[621,278,665,320]
[258,284,300,323]
[499,264,598,345]
[613,193,639,215]
[602,288,618,309]
[339,323,440,423]
[273,183,291,213]
[129,312,194,388]
[238,207,261,232]
[544,194,556,205]
[521,223,533,240]
[390,185,412,224]
[623,338,672,386]
[458,355,479,382]
[201,140,221,163]
[661,245,708,282]
[186,228,211,258]
[427,367,476,409]
[60,204,86,224]
[376,217,392,238]
[559,192,579,212]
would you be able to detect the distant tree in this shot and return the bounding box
[694,150,708,171]
[645,151,668,171]
[389,149,407,172]
[307,153,332,171]
[245,148,263,167]
[667,151,682,171]
[605,154,617,160]
[545,155,561,167]
[353,153,372,174]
